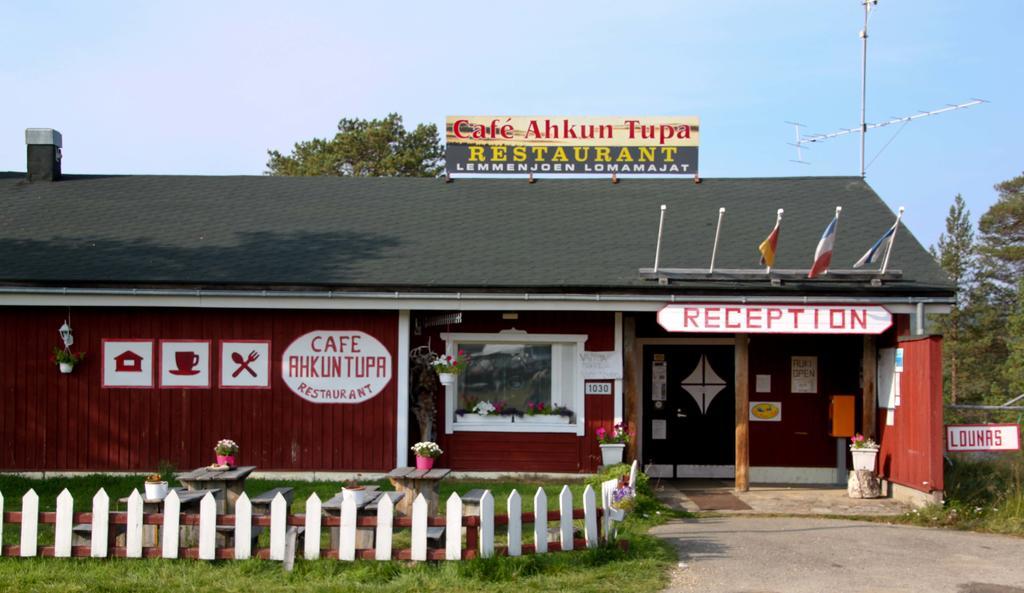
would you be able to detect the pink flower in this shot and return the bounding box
[596,427,607,438]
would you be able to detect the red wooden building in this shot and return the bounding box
[0,130,952,503]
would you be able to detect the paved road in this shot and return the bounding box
[653,516,1024,593]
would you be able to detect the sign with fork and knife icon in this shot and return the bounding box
[219,341,271,389]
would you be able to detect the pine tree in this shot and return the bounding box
[931,195,975,404]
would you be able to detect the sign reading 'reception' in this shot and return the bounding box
[281,330,392,404]
[946,424,1021,452]
[658,304,893,335]
[445,116,699,176]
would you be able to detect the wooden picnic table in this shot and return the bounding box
[176,465,257,514]
[322,487,405,549]
[387,467,451,516]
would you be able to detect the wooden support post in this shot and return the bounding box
[622,316,639,463]
[734,334,750,492]
[862,335,877,440]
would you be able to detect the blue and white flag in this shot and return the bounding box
[853,222,897,268]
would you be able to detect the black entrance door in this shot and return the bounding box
[642,345,735,478]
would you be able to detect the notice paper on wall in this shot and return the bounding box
[581,351,623,380]
[651,419,667,440]
[652,361,667,401]
[791,356,817,393]
[756,374,771,393]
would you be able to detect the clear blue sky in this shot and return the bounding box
[2,1,1021,247]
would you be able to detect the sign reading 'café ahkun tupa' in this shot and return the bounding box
[445,116,699,176]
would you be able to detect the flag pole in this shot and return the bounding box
[826,206,842,276]
[709,207,725,274]
[880,206,904,275]
[652,204,667,274]
[767,208,784,274]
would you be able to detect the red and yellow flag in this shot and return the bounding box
[758,211,783,267]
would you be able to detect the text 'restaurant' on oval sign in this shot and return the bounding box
[282,330,392,404]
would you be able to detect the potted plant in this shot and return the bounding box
[342,478,367,506]
[51,347,85,374]
[431,350,470,385]
[410,441,443,470]
[519,402,573,424]
[849,433,879,471]
[609,483,636,521]
[597,423,631,466]
[214,438,239,467]
[144,473,169,501]
[455,399,515,424]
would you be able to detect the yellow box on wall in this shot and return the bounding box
[830,395,856,437]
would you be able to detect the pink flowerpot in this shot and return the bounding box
[216,454,236,467]
[415,455,435,470]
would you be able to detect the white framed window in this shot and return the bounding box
[441,330,587,435]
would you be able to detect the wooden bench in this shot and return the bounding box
[71,523,127,547]
[426,526,445,549]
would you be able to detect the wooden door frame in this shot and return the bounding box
[632,337,736,476]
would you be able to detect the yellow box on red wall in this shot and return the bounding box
[829,395,856,437]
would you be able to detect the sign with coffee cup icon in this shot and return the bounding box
[159,340,211,389]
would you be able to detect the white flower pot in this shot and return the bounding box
[600,443,626,466]
[343,487,367,506]
[438,373,456,385]
[456,414,514,425]
[144,481,169,501]
[59,362,74,374]
[851,447,879,472]
[517,415,572,424]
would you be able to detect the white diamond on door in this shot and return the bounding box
[680,355,727,414]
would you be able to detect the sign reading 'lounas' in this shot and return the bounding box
[445,116,699,176]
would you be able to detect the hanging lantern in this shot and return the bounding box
[58,321,74,348]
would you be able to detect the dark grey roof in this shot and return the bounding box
[0,172,952,296]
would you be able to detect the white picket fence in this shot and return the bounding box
[0,468,635,564]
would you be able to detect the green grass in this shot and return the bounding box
[889,449,1024,536]
[0,466,682,592]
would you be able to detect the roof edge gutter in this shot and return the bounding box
[0,285,956,308]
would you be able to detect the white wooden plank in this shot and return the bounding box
[234,492,252,560]
[506,489,522,557]
[338,495,357,561]
[629,459,639,488]
[54,489,73,557]
[559,485,573,551]
[601,478,618,543]
[161,489,180,559]
[198,492,216,560]
[583,485,598,549]
[0,491,5,557]
[375,494,394,561]
[269,492,287,561]
[533,488,547,554]
[90,489,110,558]
[304,493,322,560]
[479,490,494,559]
[19,489,38,557]
[125,489,143,558]
[445,492,461,561]
[410,493,427,561]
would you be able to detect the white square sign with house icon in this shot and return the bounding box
[220,340,271,389]
[159,340,211,389]
[102,339,154,388]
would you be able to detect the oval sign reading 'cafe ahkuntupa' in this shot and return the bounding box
[282,330,392,404]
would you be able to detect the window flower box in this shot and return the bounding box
[517,414,571,424]
[456,413,514,425]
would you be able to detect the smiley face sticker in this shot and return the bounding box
[749,401,782,422]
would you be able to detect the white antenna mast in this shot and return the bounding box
[787,1,986,172]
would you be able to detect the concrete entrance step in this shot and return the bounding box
[653,479,913,516]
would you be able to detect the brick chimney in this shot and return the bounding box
[25,128,62,182]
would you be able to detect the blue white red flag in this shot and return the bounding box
[853,222,897,268]
[808,212,840,279]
